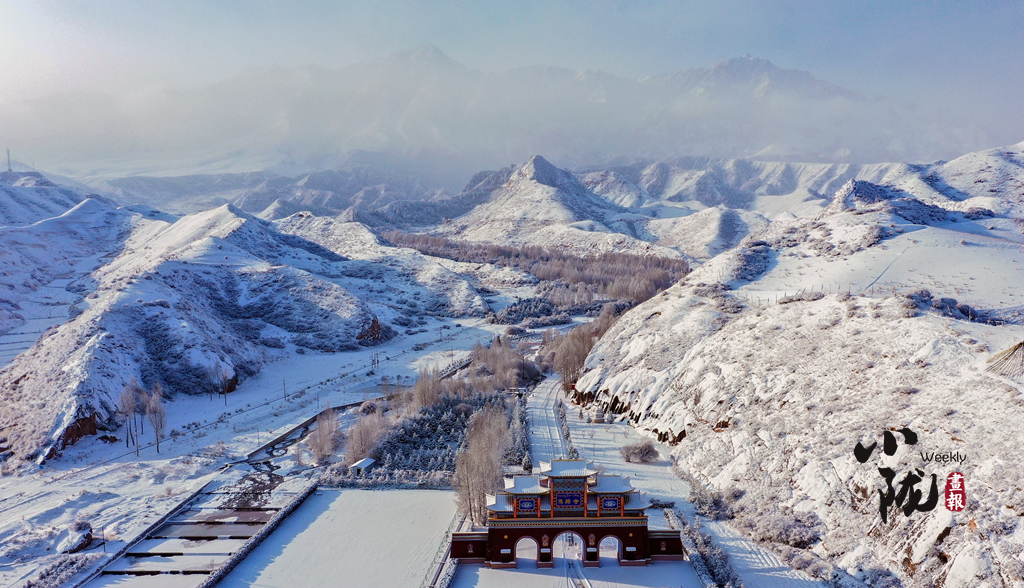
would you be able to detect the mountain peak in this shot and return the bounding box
[520,155,563,187]
[705,54,782,81]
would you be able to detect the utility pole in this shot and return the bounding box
[6,149,11,173]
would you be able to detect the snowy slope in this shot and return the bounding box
[0,202,492,463]
[0,171,98,227]
[573,179,1024,585]
[274,212,488,316]
[434,156,681,258]
[642,207,770,261]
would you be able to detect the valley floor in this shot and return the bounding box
[450,377,823,588]
[0,314,505,588]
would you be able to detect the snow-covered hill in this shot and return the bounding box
[573,173,1024,585]
[0,189,490,462]
[0,171,102,227]
[274,212,488,316]
[92,171,276,215]
[433,156,681,257]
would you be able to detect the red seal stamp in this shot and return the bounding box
[944,471,965,512]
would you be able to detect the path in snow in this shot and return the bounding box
[527,376,568,463]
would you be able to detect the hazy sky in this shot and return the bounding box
[2,1,1020,100]
[0,0,1021,175]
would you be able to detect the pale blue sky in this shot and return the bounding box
[2,1,1020,96]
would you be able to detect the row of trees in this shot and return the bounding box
[308,405,339,465]
[454,406,510,525]
[539,302,624,393]
[381,231,689,303]
[116,378,167,453]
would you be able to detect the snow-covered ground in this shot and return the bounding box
[0,311,509,587]
[218,489,457,588]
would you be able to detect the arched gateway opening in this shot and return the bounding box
[514,536,538,567]
[600,535,623,566]
[553,531,585,566]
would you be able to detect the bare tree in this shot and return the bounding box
[410,367,441,411]
[205,365,224,401]
[543,303,624,393]
[120,377,148,454]
[147,384,167,453]
[454,406,510,525]
[343,411,389,466]
[381,231,688,304]
[309,404,338,465]
[116,384,138,449]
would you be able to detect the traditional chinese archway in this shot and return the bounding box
[450,459,685,568]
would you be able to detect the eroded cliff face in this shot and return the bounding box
[573,210,1023,585]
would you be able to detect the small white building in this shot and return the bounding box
[349,457,376,476]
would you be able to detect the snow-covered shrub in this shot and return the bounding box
[230,318,265,341]
[778,291,825,305]
[620,439,659,463]
[678,517,744,588]
[672,464,733,520]
[22,553,101,588]
[260,336,286,348]
[748,510,823,549]
[733,241,771,281]
[490,297,556,325]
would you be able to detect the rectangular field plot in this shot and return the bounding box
[218,489,457,588]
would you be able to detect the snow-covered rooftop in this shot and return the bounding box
[349,457,376,470]
[539,459,596,478]
[503,475,545,494]
[589,474,636,494]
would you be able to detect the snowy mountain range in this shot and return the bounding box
[5,48,1001,183]
[0,174,489,462]
[0,137,1022,585]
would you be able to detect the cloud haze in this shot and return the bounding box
[0,1,1020,182]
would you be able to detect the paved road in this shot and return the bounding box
[526,377,568,463]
